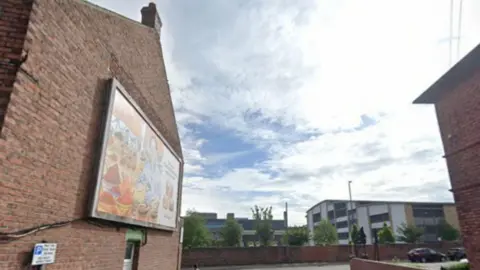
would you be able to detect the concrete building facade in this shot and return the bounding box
[0,1,183,269]
[306,200,459,245]
[414,43,480,269]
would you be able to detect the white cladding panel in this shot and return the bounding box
[321,202,328,220]
[356,206,372,244]
[369,204,389,215]
[390,203,407,235]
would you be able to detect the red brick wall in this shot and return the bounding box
[182,243,459,267]
[435,71,480,270]
[0,0,32,129]
[0,0,182,269]
[350,259,415,270]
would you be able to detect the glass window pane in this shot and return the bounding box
[124,242,134,259]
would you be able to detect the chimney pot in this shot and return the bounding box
[141,2,162,35]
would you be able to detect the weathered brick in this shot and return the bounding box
[181,243,460,267]
[435,71,480,269]
[0,0,183,269]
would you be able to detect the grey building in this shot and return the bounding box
[306,199,459,245]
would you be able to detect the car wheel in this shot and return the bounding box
[441,256,446,262]
[421,257,427,263]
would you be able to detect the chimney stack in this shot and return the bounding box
[226,213,234,219]
[141,2,162,35]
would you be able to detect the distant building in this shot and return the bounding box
[306,200,460,245]
[197,212,286,246]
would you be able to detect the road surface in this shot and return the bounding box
[242,261,458,270]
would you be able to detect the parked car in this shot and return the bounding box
[407,248,447,263]
[446,247,466,261]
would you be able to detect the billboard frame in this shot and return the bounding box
[88,78,182,231]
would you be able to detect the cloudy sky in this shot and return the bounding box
[89,0,480,225]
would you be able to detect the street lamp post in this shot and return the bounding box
[347,181,353,253]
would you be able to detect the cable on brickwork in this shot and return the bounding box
[0,219,81,243]
[0,217,150,243]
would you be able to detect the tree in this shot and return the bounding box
[378,222,396,244]
[438,221,460,241]
[396,223,423,243]
[357,227,368,259]
[358,227,367,245]
[350,224,359,244]
[182,210,212,249]
[350,224,360,256]
[283,225,310,246]
[251,205,274,246]
[313,220,338,245]
[220,216,243,247]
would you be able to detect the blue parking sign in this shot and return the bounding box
[34,245,43,255]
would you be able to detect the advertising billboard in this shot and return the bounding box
[89,79,181,230]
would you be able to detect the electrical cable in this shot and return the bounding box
[0,219,82,243]
[457,0,463,60]
[449,0,454,66]
[0,217,148,244]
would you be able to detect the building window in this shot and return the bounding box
[328,210,334,220]
[313,212,321,223]
[414,217,444,226]
[336,220,348,228]
[336,209,347,218]
[338,232,349,240]
[334,202,346,210]
[369,213,389,224]
[412,208,444,218]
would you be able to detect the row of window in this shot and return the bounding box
[318,212,439,226]
[369,213,390,224]
[325,209,356,219]
[338,232,349,240]
[336,220,358,229]
[336,220,348,228]
[414,217,445,226]
[412,208,444,218]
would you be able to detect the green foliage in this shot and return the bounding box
[350,224,359,244]
[378,222,396,244]
[396,223,423,243]
[251,205,274,246]
[442,262,470,270]
[313,220,338,245]
[283,225,310,246]
[439,221,460,241]
[220,216,243,247]
[182,210,212,249]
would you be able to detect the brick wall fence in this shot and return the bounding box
[350,258,416,270]
[182,242,460,267]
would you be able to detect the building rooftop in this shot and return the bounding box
[306,199,455,213]
[204,218,286,231]
[194,212,286,231]
[413,42,480,104]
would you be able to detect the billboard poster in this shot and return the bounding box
[89,79,181,230]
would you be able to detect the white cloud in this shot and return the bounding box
[88,0,480,225]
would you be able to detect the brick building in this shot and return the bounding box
[414,44,480,268]
[0,1,183,269]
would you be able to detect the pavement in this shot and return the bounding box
[186,261,460,270]
[399,261,459,270]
